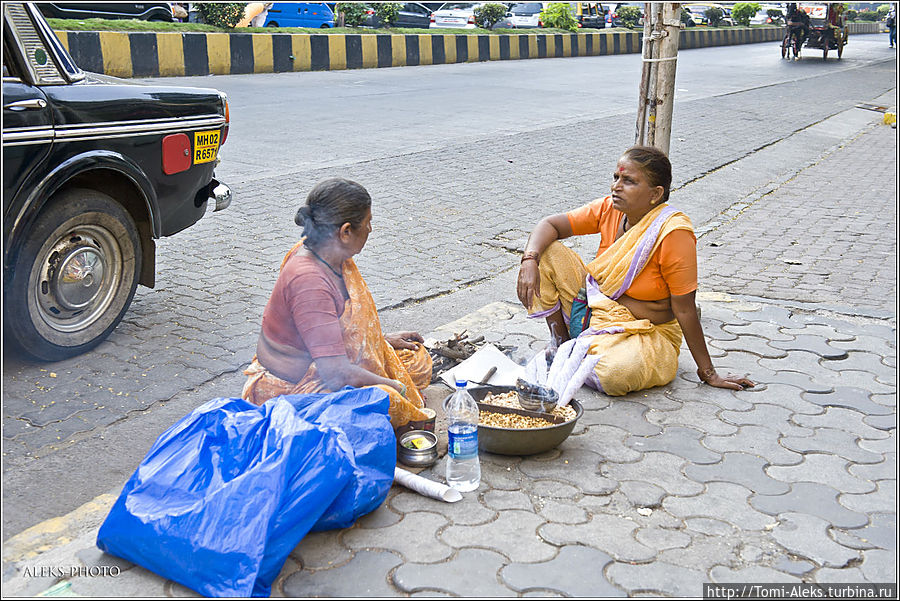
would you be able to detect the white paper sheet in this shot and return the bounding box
[394,467,463,502]
[439,344,525,388]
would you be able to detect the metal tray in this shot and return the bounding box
[445,385,583,456]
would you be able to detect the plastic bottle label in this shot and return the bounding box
[448,429,478,459]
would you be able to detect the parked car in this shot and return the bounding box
[35,2,174,21]
[429,2,482,28]
[750,4,784,25]
[506,2,543,28]
[3,2,231,360]
[570,2,606,28]
[364,2,432,28]
[264,2,334,28]
[683,4,733,26]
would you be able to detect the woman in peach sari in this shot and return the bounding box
[517,146,754,396]
[242,178,431,429]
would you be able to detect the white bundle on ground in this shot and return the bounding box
[522,336,598,408]
[394,467,462,502]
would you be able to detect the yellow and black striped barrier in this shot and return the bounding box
[52,23,879,79]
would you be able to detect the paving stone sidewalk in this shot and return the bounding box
[2,121,895,597]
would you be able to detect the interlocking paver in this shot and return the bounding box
[782,427,884,464]
[685,452,790,495]
[720,404,813,437]
[530,479,581,498]
[779,324,856,342]
[862,413,896,431]
[563,425,642,463]
[606,561,705,597]
[704,424,803,466]
[684,517,735,537]
[801,387,893,416]
[857,436,894,455]
[664,482,774,531]
[821,370,896,394]
[814,566,868,583]
[501,546,625,597]
[290,530,353,570]
[858,549,896,583]
[739,382,825,415]
[537,499,589,524]
[587,401,661,436]
[633,527,691,551]
[482,490,532,511]
[441,510,556,562]
[766,454,876,494]
[477,454,526,491]
[519,449,617,495]
[619,481,667,508]
[709,565,802,583]
[389,490,495,526]
[282,550,402,597]
[603,452,704,497]
[830,335,896,360]
[68,565,168,597]
[723,322,795,342]
[770,512,859,568]
[750,482,868,528]
[663,382,754,411]
[848,452,896,483]
[393,549,513,597]
[792,408,890,441]
[709,336,788,359]
[838,479,897,516]
[769,336,850,360]
[355,501,402,529]
[822,351,895,381]
[625,426,721,464]
[343,513,452,562]
[645,401,737,436]
[773,556,815,575]
[851,513,896,552]
[869,393,896,408]
[539,513,656,562]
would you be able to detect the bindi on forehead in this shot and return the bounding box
[617,166,626,173]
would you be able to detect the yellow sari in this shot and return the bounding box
[243,242,430,428]
[531,203,694,396]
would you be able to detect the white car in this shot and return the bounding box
[430,2,482,28]
[750,4,784,25]
[507,2,544,28]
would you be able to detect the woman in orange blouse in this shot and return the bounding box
[517,146,753,395]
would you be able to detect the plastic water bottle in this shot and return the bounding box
[445,379,481,492]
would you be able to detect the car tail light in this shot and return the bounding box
[468,15,475,24]
[430,13,434,22]
[222,98,229,145]
[538,19,543,27]
[366,9,374,15]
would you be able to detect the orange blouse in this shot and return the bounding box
[566,196,697,301]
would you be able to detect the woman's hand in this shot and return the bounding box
[698,367,755,390]
[386,331,423,350]
[517,260,541,310]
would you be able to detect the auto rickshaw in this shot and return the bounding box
[798,2,847,59]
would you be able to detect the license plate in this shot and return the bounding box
[193,129,220,164]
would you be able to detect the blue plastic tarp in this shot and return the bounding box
[96,387,395,597]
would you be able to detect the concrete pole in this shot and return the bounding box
[635,3,681,154]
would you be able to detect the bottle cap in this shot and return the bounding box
[455,379,467,388]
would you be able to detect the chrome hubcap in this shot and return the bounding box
[35,226,121,333]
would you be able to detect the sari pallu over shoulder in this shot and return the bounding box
[244,242,429,428]
[579,204,694,396]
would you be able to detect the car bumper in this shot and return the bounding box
[210,179,232,212]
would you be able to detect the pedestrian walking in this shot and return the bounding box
[887,7,896,48]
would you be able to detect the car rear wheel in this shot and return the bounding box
[5,188,141,361]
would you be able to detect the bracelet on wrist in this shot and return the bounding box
[697,367,716,383]
[521,250,540,264]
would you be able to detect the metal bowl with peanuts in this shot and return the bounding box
[443,385,583,456]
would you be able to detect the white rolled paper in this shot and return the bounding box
[394,467,463,503]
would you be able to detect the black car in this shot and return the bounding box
[364,2,432,28]
[2,2,231,361]
[36,2,174,21]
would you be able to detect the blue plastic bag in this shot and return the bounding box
[96,387,395,597]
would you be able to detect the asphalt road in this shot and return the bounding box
[2,33,896,537]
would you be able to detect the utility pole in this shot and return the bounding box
[635,3,682,154]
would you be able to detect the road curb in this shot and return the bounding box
[47,26,803,79]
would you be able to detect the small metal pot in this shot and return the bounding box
[397,430,438,468]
